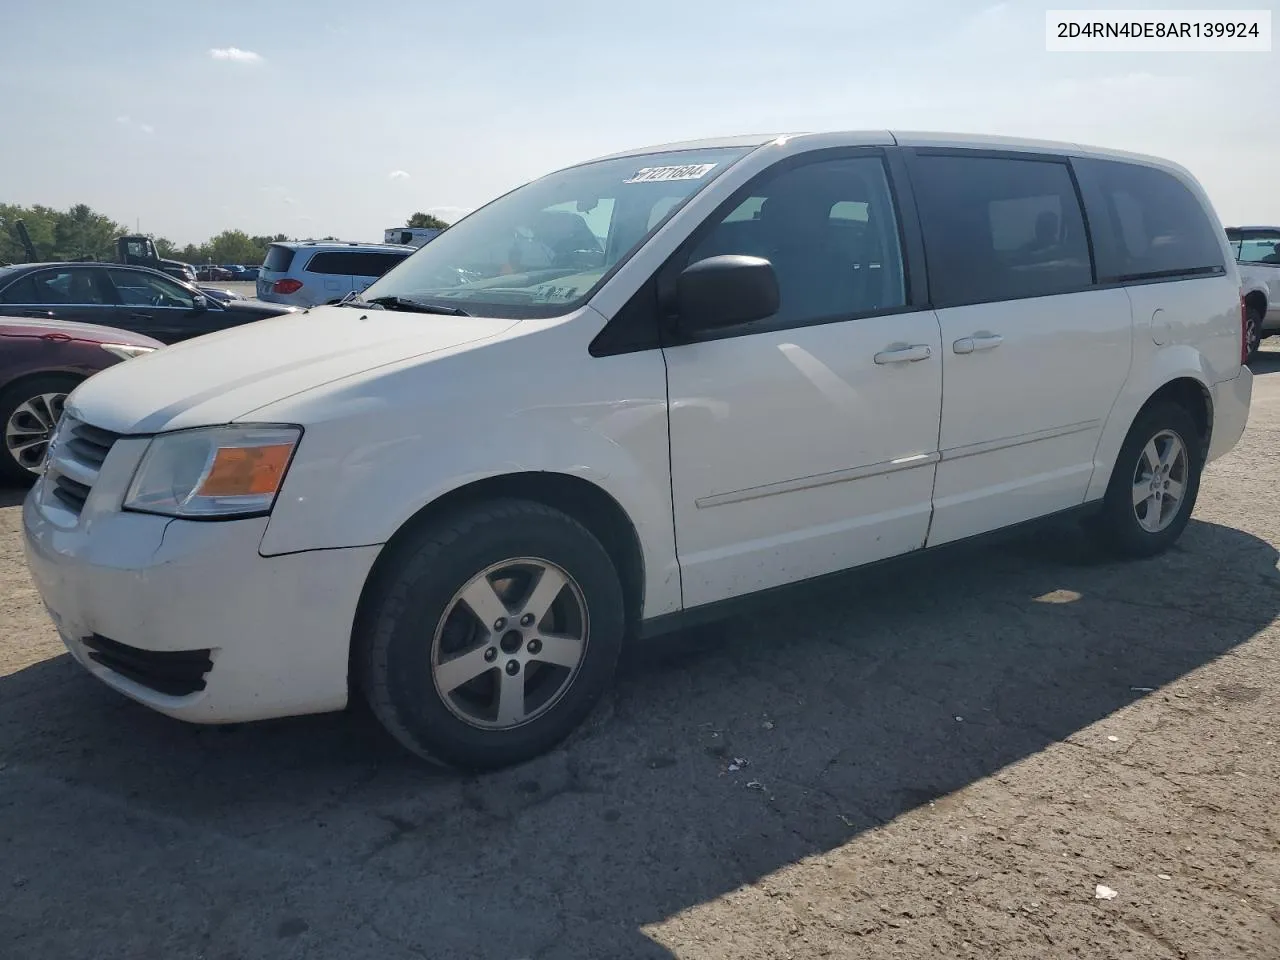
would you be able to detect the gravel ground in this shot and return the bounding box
[2,351,1278,960]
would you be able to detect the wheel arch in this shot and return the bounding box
[1138,376,1213,456]
[352,470,648,650]
[1243,287,1267,319]
[0,367,87,401]
[1086,356,1215,502]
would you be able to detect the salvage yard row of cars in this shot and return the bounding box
[2,130,1270,771]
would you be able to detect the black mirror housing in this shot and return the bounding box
[676,255,779,335]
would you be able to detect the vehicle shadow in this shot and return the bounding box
[1,517,1277,959]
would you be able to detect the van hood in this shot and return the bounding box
[67,305,520,434]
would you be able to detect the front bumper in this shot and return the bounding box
[22,483,380,724]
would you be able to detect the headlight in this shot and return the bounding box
[124,424,301,519]
[101,343,158,361]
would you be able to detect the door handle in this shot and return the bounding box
[952,334,1004,354]
[873,343,933,364]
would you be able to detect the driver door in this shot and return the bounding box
[104,268,225,343]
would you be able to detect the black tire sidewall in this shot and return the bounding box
[1246,307,1262,362]
[361,501,625,769]
[0,374,79,484]
[1100,401,1204,557]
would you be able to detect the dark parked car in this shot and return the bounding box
[197,264,234,281]
[197,284,246,303]
[0,262,297,344]
[0,316,163,482]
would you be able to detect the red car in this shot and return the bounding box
[0,316,163,483]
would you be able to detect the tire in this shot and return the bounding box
[0,374,79,485]
[1245,304,1263,364]
[357,498,626,770]
[1087,400,1204,559]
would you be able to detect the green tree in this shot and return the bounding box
[407,211,449,230]
[205,229,262,265]
[53,203,124,260]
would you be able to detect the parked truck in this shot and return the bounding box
[5,219,197,283]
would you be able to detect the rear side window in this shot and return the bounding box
[1227,230,1280,264]
[262,245,296,273]
[1076,159,1225,283]
[305,251,409,277]
[0,274,39,303]
[911,154,1092,307]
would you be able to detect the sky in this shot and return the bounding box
[0,0,1275,245]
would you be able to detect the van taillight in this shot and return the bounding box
[1240,296,1249,365]
[273,279,303,295]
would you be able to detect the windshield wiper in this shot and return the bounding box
[367,295,470,316]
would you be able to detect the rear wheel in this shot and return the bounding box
[0,374,79,484]
[1245,304,1263,363]
[357,499,625,770]
[1087,400,1203,559]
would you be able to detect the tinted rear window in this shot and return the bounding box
[1076,159,1225,283]
[262,245,296,273]
[305,251,409,277]
[911,154,1093,307]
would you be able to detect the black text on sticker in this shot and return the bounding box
[625,163,717,184]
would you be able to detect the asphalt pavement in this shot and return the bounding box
[2,350,1278,959]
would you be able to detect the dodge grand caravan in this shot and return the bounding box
[23,132,1253,770]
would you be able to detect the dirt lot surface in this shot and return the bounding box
[2,353,1278,960]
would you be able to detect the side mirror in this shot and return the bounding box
[191,294,208,311]
[675,255,779,335]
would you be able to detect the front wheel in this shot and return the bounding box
[1087,401,1204,559]
[357,499,626,770]
[0,374,79,484]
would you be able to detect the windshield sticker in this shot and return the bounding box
[624,163,717,184]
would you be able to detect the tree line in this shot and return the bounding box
[0,203,450,267]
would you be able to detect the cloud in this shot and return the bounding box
[116,115,155,134]
[209,47,262,63]
[388,170,411,180]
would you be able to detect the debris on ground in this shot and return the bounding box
[727,757,749,772]
[1158,874,1172,881]
[1095,884,1119,900]
[1130,686,1156,692]
[1107,736,1120,742]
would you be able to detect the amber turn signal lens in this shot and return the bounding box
[197,443,294,498]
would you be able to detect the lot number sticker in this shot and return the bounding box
[625,163,717,184]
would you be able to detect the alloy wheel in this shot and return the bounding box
[1131,428,1189,534]
[431,557,589,730]
[4,392,66,474]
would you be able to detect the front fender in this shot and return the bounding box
[256,330,681,618]
[1084,344,1214,502]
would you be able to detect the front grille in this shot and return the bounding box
[81,634,213,697]
[44,418,121,516]
[65,422,119,467]
[51,475,90,512]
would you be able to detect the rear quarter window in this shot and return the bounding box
[1075,159,1225,283]
[305,251,409,277]
[262,245,296,273]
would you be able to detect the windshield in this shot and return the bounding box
[360,146,754,317]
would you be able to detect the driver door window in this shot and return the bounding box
[106,269,195,309]
[684,157,907,332]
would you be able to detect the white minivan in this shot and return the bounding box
[23,132,1253,770]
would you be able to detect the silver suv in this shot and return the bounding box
[256,240,415,307]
